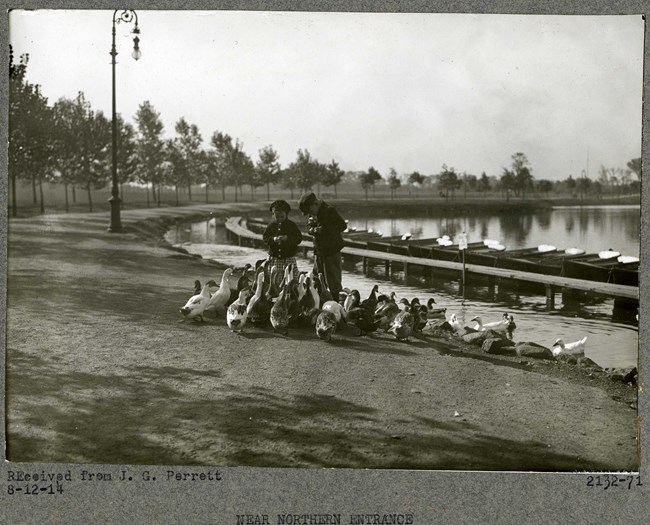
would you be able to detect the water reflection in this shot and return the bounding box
[345,205,640,256]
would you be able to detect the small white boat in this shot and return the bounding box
[617,255,639,264]
[565,247,585,255]
[598,250,621,260]
[483,238,500,246]
[537,244,556,253]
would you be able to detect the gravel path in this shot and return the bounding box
[4,204,638,470]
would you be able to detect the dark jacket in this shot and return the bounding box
[311,201,347,257]
[262,219,303,258]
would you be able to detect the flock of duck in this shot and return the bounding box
[179,260,588,356]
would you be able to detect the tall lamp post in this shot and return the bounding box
[108,9,141,233]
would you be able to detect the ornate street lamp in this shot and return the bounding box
[108,9,141,233]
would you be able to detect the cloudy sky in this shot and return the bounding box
[9,9,644,180]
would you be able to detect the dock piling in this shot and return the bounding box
[545,284,556,310]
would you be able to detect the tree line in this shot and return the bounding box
[9,47,642,216]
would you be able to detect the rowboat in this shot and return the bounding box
[562,252,639,286]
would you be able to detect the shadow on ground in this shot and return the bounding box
[6,348,615,471]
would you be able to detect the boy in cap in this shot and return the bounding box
[298,191,347,302]
[262,200,303,284]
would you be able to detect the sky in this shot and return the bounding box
[8,9,645,181]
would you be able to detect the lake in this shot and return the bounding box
[165,205,639,369]
[344,205,640,258]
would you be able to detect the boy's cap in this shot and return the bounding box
[270,199,291,213]
[299,192,317,215]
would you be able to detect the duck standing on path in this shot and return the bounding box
[228,264,253,305]
[179,279,218,322]
[270,285,291,335]
[343,289,361,313]
[248,271,272,326]
[316,310,338,341]
[204,268,234,317]
[347,306,379,336]
[226,289,249,332]
[374,300,400,330]
[322,300,347,324]
[359,284,380,314]
[552,337,587,357]
[226,272,265,333]
[388,306,415,341]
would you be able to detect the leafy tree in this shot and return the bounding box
[564,175,577,195]
[80,108,112,212]
[52,92,110,212]
[288,149,320,193]
[576,176,592,201]
[280,167,298,199]
[116,116,138,205]
[9,48,56,215]
[536,179,553,198]
[597,165,610,188]
[256,145,281,200]
[52,94,88,212]
[133,101,166,206]
[477,172,491,194]
[592,180,603,200]
[359,166,382,200]
[438,165,461,201]
[195,150,214,203]
[408,171,425,197]
[209,132,251,202]
[209,132,232,201]
[627,158,641,180]
[387,167,401,199]
[510,152,534,197]
[174,117,203,201]
[499,169,516,201]
[163,138,197,206]
[462,172,477,198]
[204,149,226,201]
[322,160,345,197]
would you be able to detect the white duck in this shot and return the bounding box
[470,315,510,332]
[316,310,338,341]
[448,313,463,331]
[322,300,347,323]
[552,337,587,357]
[308,272,320,309]
[180,280,218,322]
[226,272,264,333]
[205,268,234,316]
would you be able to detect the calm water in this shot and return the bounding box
[166,205,639,369]
[345,205,640,258]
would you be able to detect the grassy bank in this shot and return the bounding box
[7,179,639,219]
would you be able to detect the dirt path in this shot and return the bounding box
[4,204,638,470]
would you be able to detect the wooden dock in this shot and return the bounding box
[225,217,638,310]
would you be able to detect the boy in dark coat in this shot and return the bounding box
[262,200,303,286]
[298,191,347,302]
